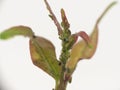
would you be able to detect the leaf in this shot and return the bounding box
[65,1,117,76]
[0,26,34,39]
[82,26,98,58]
[61,9,70,29]
[29,36,61,79]
[78,1,117,59]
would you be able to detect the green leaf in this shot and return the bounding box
[0,26,34,39]
[29,36,61,80]
[65,1,117,76]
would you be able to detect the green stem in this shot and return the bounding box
[55,73,68,90]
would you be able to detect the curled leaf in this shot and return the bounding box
[76,31,92,48]
[65,1,117,76]
[77,1,117,60]
[0,26,34,39]
[82,26,98,58]
[30,36,61,79]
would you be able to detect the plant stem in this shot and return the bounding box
[55,72,68,90]
[44,0,63,35]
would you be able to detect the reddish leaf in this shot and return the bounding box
[65,1,117,76]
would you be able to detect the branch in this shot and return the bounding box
[44,0,63,35]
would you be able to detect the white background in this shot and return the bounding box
[0,0,120,90]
